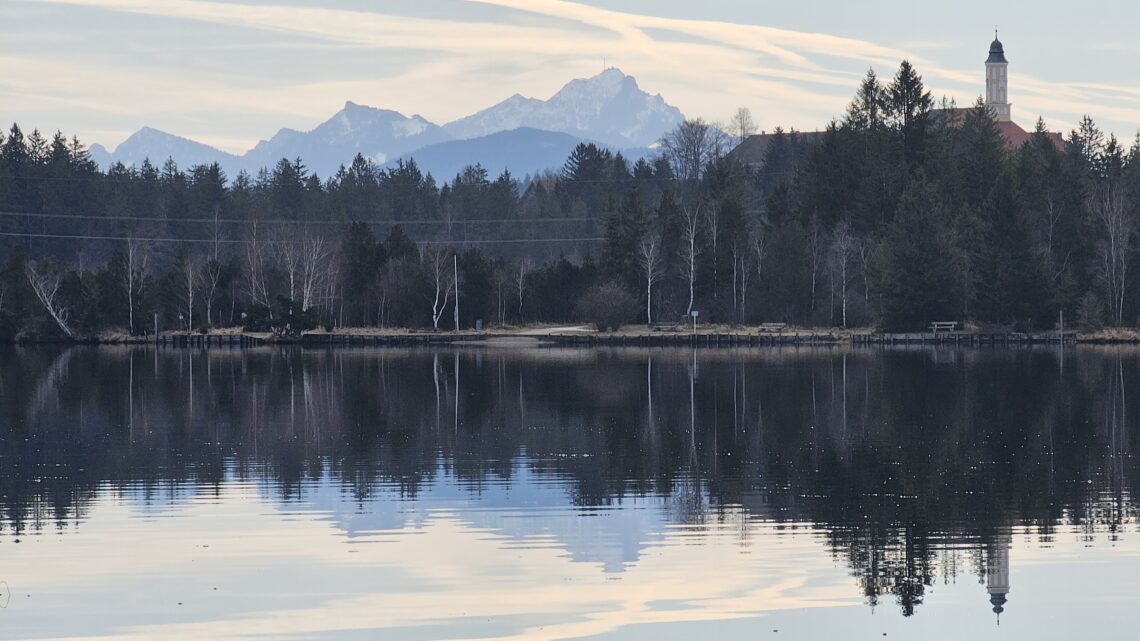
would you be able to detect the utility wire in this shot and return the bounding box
[0,210,599,226]
[0,230,603,245]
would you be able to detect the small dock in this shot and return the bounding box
[301,333,472,347]
[156,333,265,347]
[544,332,839,347]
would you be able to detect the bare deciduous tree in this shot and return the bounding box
[124,235,150,334]
[426,245,455,331]
[1090,180,1132,325]
[807,213,825,314]
[660,119,729,183]
[752,224,767,320]
[638,234,664,325]
[493,265,510,326]
[831,220,855,328]
[731,235,752,324]
[204,208,224,327]
[25,260,73,337]
[680,203,703,316]
[706,202,726,297]
[179,251,202,331]
[242,220,272,314]
[300,233,331,313]
[728,107,756,146]
[277,227,303,305]
[515,257,532,321]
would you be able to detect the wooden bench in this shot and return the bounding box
[651,321,682,331]
[929,321,958,333]
[759,323,788,333]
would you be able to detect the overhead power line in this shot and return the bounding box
[0,231,603,245]
[0,210,599,226]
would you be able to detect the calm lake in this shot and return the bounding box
[1,345,1138,640]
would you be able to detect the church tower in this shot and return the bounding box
[986,32,1011,122]
[986,533,1011,622]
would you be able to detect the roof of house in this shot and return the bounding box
[728,130,826,167]
[936,107,1064,150]
[728,111,1064,169]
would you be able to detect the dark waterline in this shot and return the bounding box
[1,345,1138,639]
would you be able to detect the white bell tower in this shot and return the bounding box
[986,30,1011,122]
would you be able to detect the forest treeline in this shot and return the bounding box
[1,59,1139,339]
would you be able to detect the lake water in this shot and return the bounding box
[1,345,1138,640]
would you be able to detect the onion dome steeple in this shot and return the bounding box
[987,30,1008,64]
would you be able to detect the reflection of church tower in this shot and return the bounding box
[985,31,1011,122]
[986,533,1011,621]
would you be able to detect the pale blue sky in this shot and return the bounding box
[2,0,1138,153]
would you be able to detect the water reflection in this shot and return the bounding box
[1,345,1139,639]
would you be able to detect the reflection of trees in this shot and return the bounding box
[2,346,1140,614]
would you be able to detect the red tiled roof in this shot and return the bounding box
[728,113,1065,168]
[935,108,1064,150]
[995,120,1064,150]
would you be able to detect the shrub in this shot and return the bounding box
[1076,291,1107,330]
[574,282,638,331]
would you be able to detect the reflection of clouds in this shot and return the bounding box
[295,463,669,573]
[5,479,853,641]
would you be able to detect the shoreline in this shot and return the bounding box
[4,326,1140,346]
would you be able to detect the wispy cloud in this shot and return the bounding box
[6,0,1140,150]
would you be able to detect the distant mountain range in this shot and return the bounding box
[88,68,683,182]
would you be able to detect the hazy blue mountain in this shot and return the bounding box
[88,127,241,174]
[87,68,681,181]
[442,68,683,148]
[396,128,653,182]
[241,101,452,178]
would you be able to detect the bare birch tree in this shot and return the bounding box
[732,235,751,324]
[426,245,455,331]
[1090,180,1132,325]
[124,235,150,334]
[300,233,331,312]
[203,207,224,327]
[494,265,510,326]
[242,220,272,313]
[179,251,202,331]
[638,233,664,325]
[752,224,767,321]
[807,213,825,314]
[706,202,721,296]
[680,203,702,316]
[515,257,533,321]
[277,227,303,304]
[831,220,855,328]
[25,260,73,337]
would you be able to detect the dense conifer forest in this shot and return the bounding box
[1,60,1138,339]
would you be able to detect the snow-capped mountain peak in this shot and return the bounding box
[88,68,685,180]
[442,68,682,148]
